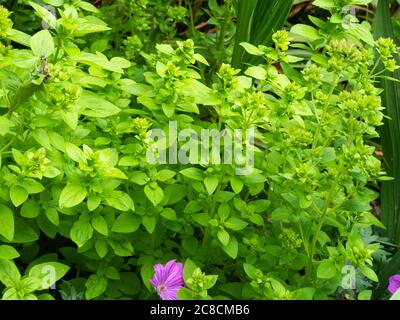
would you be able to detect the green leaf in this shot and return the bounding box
[70,220,93,248]
[0,245,20,260]
[225,217,248,231]
[105,266,120,280]
[313,0,336,10]
[204,275,218,290]
[99,167,127,180]
[73,21,111,37]
[0,116,15,136]
[218,203,230,221]
[254,200,271,213]
[245,66,267,80]
[65,143,86,163]
[230,177,244,194]
[28,262,70,290]
[192,213,209,226]
[291,288,316,300]
[45,208,59,226]
[61,111,78,130]
[85,274,107,300]
[21,178,45,194]
[243,263,260,279]
[180,168,205,181]
[73,52,129,73]
[141,261,155,292]
[142,216,156,234]
[29,2,57,29]
[2,288,19,300]
[156,169,176,182]
[160,208,177,221]
[358,290,372,300]
[340,199,372,212]
[204,176,219,195]
[249,213,265,226]
[10,185,29,207]
[240,42,264,56]
[91,215,108,236]
[104,191,135,211]
[184,200,204,214]
[30,30,54,57]
[144,185,164,207]
[59,184,87,208]
[221,236,238,259]
[179,79,219,106]
[217,229,230,246]
[194,53,210,66]
[95,240,108,258]
[112,213,141,233]
[290,24,321,43]
[156,44,174,54]
[0,205,14,241]
[183,259,197,283]
[44,0,64,6]
[176,287,194,300]
[130,171,150,185]
[87,195,101,212]
[349,22,374,45]
[38,293,55,300]
[6,29,31,47]
[119,82,154,97]
[77,1,99,13]
[79,94,121,118]
[317,260,336,279]
[0,259,20,287]
[360,265,378,282]
[13,219,39,243]
[20,277,41,293]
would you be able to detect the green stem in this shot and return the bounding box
[298,219,309,256]
[202,173,227,246]
[53,38,63,63]
[0,136,17,154]
[215,19,227,69]
[305,188,335,283]
[305,159,345,283]
[312,77,338,148]
[188,2,196,40]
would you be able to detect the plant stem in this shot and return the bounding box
[0,136,17,154]
[305,187,335,283]
[216,19,227,69]
[312,77,337,148]
[188,1,196,40]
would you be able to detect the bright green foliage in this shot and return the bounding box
[0,258,69,300]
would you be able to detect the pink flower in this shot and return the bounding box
[388,274,400,294]
[149,259,184,300]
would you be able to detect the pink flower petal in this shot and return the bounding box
[388,274,400,294]
[149,259,184,300]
